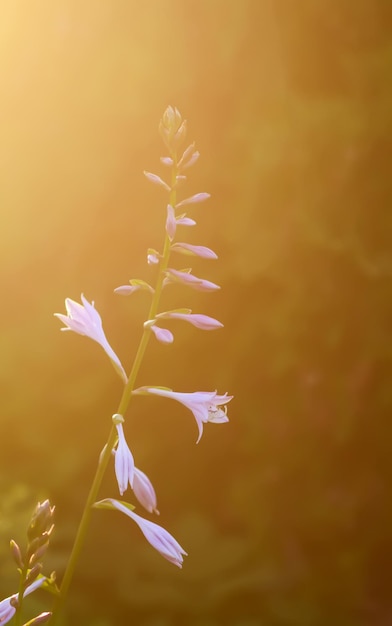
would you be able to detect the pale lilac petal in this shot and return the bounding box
[147,252,160,265]
[133,467,159,514]
[176,215,196,227]
[55,295,127,384]
[143,171,171,192]
[100,498,187,567]
[150,325,174,344]
[166,268,220,292]
[176,193,210,208]
[160,156,173,166]
[114,423,134,494]
[178,143,200,170]
[133,387,232,443]
[114,285,138,296]
[156,311,223,330]
[181,151,199,169]
[171,243,218,259]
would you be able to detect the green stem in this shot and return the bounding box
[50,157,178,625]
[13,564,27,626]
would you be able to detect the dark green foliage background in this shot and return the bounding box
[0,1,391,624]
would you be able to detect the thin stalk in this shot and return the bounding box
[50,156,178,625]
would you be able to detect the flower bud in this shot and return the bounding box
[27,501,55,542]
[10,540,23,569]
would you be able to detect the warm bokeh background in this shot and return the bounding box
[1,1,391,624]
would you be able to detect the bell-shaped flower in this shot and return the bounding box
[176,192,210,208]
[165,268,220,292]
[133,467,159,514]
[133,387,233,443]
[156,310,223,330]
[54,295,127,384]
[0,579,45,625]
[171,242,218,259]
[114,421,135,494]
[94,498,187,568]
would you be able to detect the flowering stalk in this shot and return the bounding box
[51,108,188,622]
[50,106,232,623]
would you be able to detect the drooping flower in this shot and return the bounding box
[95,498,187,568]
[0,579,45,625]
[171,242,218,259]
[54,295,127,384]
[133,387,233,443]
[165,268,220,292]
[133,467,159,514]
[155,311,223,330]
[114,421,135,494]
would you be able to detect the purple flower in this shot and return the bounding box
[165,268,220,292]
[133,387,233,443]
[133,467,159,514]
[0,579,45,625]
[114,421,135,494]
[95,498,187,567]
[156,311,223,330]
[54,295,127,384]
[171,243,218,259]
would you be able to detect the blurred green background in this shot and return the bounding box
[1,1,391,624]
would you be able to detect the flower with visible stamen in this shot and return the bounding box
[54,295,127,383]
[165,268,220,292]
[95,499,187,568]
[133,387,233,443]
[156,311,223,330]
[171,243,218,259]
[133,467,159,514]
[176,192,210,208]
[113,418,135,494]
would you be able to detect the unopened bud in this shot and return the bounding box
[28,540,49,568]
[27,501,55,542]
[24,562,43,587]
[10,539,24,569]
